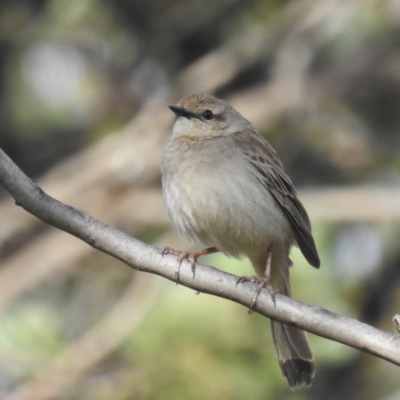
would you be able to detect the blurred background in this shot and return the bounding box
[0,0,400,399]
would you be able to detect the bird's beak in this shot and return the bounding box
[169,105,196,120]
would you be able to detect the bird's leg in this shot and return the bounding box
[236,251,275,313]
[162,246,219,283]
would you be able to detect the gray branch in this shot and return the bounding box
[0,147,400,366]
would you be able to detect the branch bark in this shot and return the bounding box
[1,147,400,367]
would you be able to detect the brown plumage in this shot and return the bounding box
[161,94,320,389]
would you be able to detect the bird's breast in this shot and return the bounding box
[161,136,293,257]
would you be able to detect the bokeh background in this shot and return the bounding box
[1,0,400,399]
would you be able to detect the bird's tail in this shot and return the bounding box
[270,259,314,389]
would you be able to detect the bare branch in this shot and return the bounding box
[1,147,400,368]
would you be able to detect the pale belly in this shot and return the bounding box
[163,155,293,259]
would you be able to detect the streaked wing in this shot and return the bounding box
[234,131,320,268]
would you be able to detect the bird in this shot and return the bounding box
[161,93,320,389]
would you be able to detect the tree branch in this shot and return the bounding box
[1,147,400,367]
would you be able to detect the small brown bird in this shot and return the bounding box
[161,93,320,389]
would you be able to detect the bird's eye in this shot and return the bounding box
[203,110,213,121]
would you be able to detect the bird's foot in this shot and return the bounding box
[236,274,276,313]
[162,246,218,284]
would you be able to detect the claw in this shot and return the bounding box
[236,251,274,313]
[237,275,276,313]
[161,247,171,257]
[161,246,219,284]
[176,251,190,282]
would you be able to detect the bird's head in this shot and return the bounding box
[169,94,251,139]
